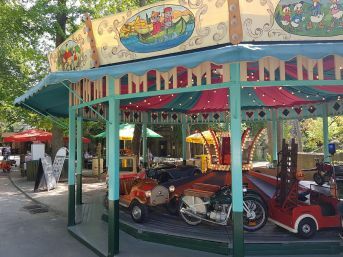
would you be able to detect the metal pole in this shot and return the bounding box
[76,115,83,205]
[108,96,120,256]
[142,122,148,167]
[272,110,278,167]
[106,122,109,169]
[322,104,329,161]
[229,63,244,257]
[182,119,187,165]
[68,108,76,226]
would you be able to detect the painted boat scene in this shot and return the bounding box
[120,5,195,53]
[275,0,343,37]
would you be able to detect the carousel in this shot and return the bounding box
[14,0,343,256]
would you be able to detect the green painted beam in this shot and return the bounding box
[71,96,111,110]
[62,82,109,123]
[68,108,76,227]
[181,115,187,165]
[229,63,244,257]
[76,115,83,205]
[142,123,148,167]
[106,122,109,168]
[322,104,330,161]
[271,110,278,167]
[108,96,120,256]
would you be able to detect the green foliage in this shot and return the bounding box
[301,116,343,152]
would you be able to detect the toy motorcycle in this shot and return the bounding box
[306,159,343,186]
[179,184,268,231]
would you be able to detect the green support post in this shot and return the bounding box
[272,110,278,167]
[106,122,109,168]
[229,63,244,257]
[182,116,187,165]
[142,121,148,168]
[76,115,83,205]
[108,77,120,256]
[68,108,76,227]
[322,104,329,161]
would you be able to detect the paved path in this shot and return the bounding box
[0,175,97,257]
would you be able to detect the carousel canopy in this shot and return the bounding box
[14,43,343,118]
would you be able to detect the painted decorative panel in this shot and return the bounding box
[241,0,343,42]
[92,0,229,66]
[48,0,343,72]
[49,26,94,72]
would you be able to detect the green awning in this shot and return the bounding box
[93,124,162,140]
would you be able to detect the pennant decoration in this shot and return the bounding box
[282,109,290,117]
[124,111,131,118]
[308,106,316,114]
[151,113,158,120]
[333,102,341,111]
[162,113,168,120]
[202,113,209,120]
[246,111,254,118]
[294,107,302,115]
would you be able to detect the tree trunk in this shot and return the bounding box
[129,0,147,165]
[139,0,147,7]
[51,0,67,159]
[132,124,142,166]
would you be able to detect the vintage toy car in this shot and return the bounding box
[104,155,176,223]
[147,164,201,183]
[119,177,175,223]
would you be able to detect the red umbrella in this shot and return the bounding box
[3,129,51,143]
[3,129,91,144]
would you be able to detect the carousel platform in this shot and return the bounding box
[101,207,342,256]
[69,172,343,256]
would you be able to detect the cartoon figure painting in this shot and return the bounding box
[281,5,292,26]
[120,5,195,53]
[151,11,163,35]
[275,0,343,36]
[329,0,343,28]
[291,2,305,28]
[57,40,82,71]
[164,7,173,28]
[307,0,325,29]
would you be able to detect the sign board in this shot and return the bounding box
[31,143,45,161]
[40,156,57,191]
[48,0,343,72]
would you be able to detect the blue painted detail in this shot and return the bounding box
[68,109,76,185]
[108,97,120,201]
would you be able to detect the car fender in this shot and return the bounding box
[294,214,319,232]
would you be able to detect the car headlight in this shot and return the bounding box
[145,190,151,198]
[243,187,247,192]
[169,185,175,192]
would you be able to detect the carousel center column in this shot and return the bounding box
[108,77,120,256]
[229,63,244,257]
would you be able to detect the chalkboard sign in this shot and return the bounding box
[41,156,56,191]
[34,148,67,191]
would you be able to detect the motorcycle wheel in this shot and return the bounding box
[179,199,202,226]
[313,172,324,186]
[243,196,267,232]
